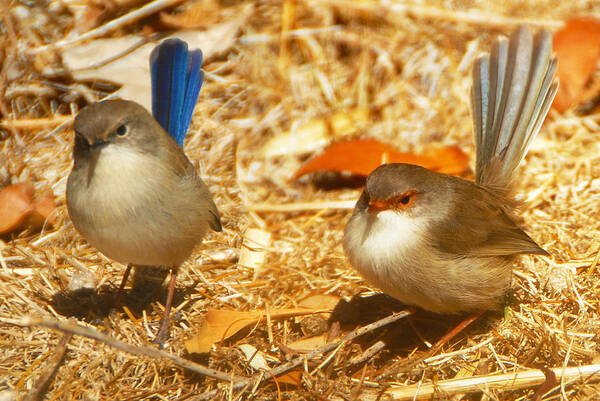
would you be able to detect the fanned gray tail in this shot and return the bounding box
[471,25,558,188]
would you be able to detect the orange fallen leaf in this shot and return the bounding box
[185,307,332,354]
[293,139,469,180]
[0,182,56,235]
[275,370,303,386]
[28,192,57,228]
[552,18,600,113]
[0,182,34,234]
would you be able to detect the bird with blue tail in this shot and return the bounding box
[66,38,221,346]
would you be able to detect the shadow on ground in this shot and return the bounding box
[50,266,191,324]
[328,293,501,369]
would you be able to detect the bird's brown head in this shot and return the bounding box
[357,163,449,217]
[73,99,166,159]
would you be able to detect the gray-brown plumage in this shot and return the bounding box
[343,26,557,314]
[67,99,221,341]
[68,100,220,266]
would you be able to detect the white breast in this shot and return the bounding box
[343,210,429,300]
[344,210,423,262]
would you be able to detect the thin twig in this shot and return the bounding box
[0,116,72,130]
[30,0,184,54]
[347,340,386,367]
[22,333,72,401]
[2,317,245,383]
[337,364,600,401]
[191,310,412,400]
[423,337,494,364]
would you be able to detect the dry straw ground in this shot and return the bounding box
[1,0,600,400]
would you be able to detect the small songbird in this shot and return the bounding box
[66,39,221,343]
[343,26,558,314]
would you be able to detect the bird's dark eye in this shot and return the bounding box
[116,124,128,136]
[391,190,417,209]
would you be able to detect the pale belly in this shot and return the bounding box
[66,146,210,267]
[343,210,511,313]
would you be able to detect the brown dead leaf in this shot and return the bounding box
[185,307,331,354]
[293,139,469,181]
[0,182,55,235]
[553,18,600,113]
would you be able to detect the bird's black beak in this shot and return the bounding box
[88,138,107,151]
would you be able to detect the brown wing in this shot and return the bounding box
[157,129,222,232]
[431,180,547,257]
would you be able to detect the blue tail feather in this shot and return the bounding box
[181,50,204,140]
[150,38,205,147]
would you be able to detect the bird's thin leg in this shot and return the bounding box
[153,268,178,346]
[433,310,484,349]
[114,263,133,310]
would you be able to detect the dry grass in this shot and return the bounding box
[1,0,600,400]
